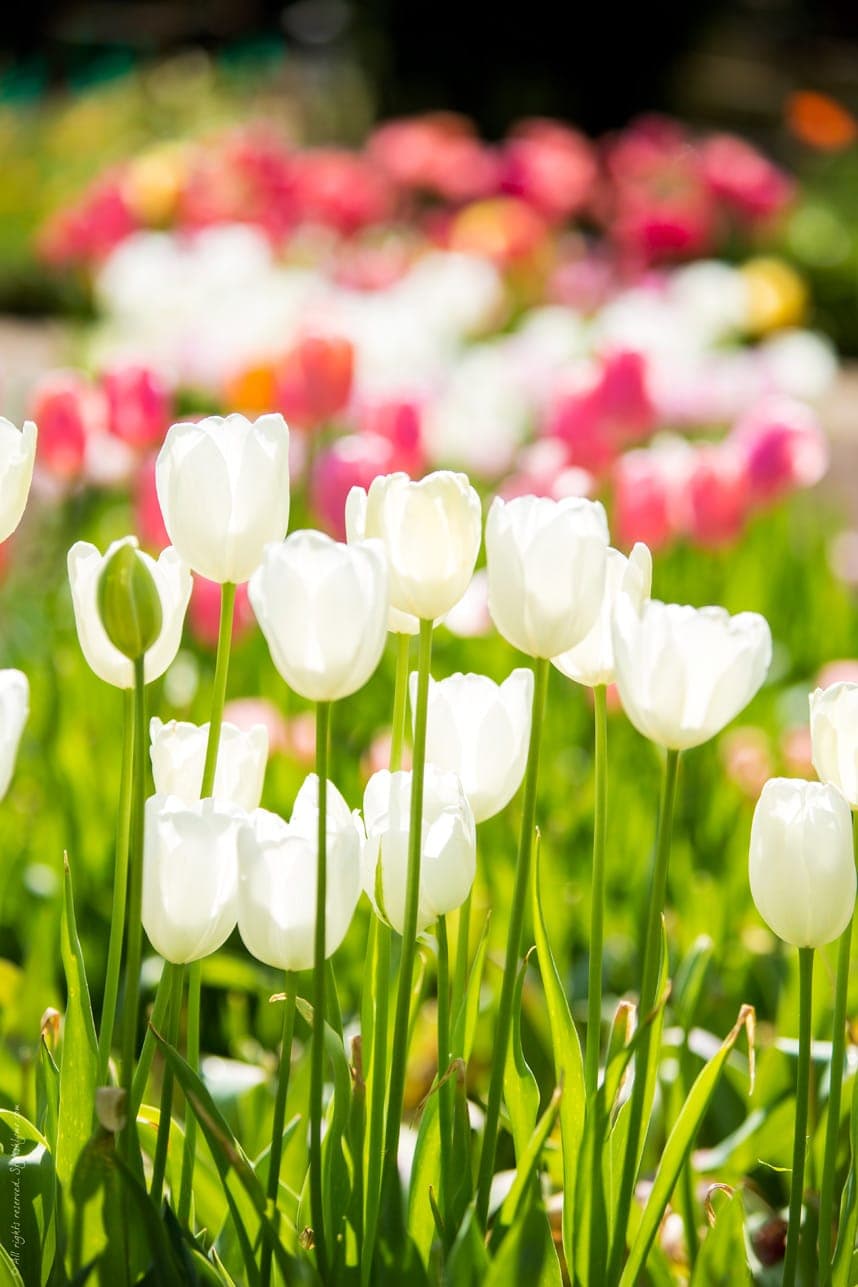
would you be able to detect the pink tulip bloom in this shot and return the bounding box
[701,134,794,222]
[731,397,829,504]
[223,697,290,756]
[311,433,402,539]
[291,149,395,235]
[134,454,170,551]
[102,364,172,450]
[368,113,499,202]
[276,335,354,430]
[188,576,255,649]
[547,350,655,475]
[29,370,106,480]
[500,118,598,222]
[686,445,750,547]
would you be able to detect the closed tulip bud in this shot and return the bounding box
[612,592,772,750]
[68,537,192,688]
[409,669,533,822]
[142,795,244,964]
[237,775,363,971]
[486,493,609,658]
[249,531,389,702]
[552,542,652,688]
[0,670,28,801]
[345,484,418,635]
[352,471,482,620]
[0,419,36,542]
[362,766,476,934]
[97,541,163,661]
[749,778,856,947]
[810,683,858,808]
[150,717,268,810]
[156,413,290,583]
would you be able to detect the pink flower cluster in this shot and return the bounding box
[38,113,793,275]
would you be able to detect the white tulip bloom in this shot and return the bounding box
[156,413,290,583]
[612,593,772,750]
[552,543,652,688]
[345,486,418,635]
[0,419,36,543]
[67,537,192,688]
[238,775,363,971]
[0,670,28,800]
[486,494,609,659]
[410,669,533,823]
[354,471,482,621]
[749,778,856,948]
[249,531,389,702]
[142,795,245,964]
[362,767,476,934]
[150,717,268,811]
[810,683,858,809]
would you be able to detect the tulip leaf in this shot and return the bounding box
[620,1004,755,1286]
[56,857,98,1192]
[0,1243,25,1286]
[691,1189,750,1285]
[493,1084,562,1241]
[446,1059,474,1242]
[502,951,540,1162]
[35,1037,60,1154]
[531,832,585,1274]
[407,1090,442,1268]
[484,1196,562,1287]
[0,1132,54,1286]
[833,1065,858,1287]
[451,911,490,1062]
[445,1205,490,1285]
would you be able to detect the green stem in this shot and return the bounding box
[437,915,453,1224]
[261,975,297,1287]
[381,618,434,1208]
[131,965,173,1114]
[451,892,472,1048]
[120,655,147,1169]
[150,962,184,1207]
[819,914,854,1283]
[475,655,549,1228]
[585,684,608,1097]
[178,580,236,1222]
[607,746,680,1283]
[784,947,815,1287]
[310,700,331,1278]
[96,688,134,1090]
[390,632,411,772]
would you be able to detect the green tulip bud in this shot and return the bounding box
[97,542,163,661]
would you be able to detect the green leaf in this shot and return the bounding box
[110,1157,186,1287]
[691,1189,750,1285]
[0,1242,25,1286]
[445,1205,490,1285]
[620,1005,756,1285]
[833,1063,858,1287]
[36,1037,60,1155]
[56,858,98,1191]
[494,1085,561,1237]
[406,1090,441,1268]
[452,912,490,1063]
[485,1197,562,1287]
[502,952,540,1162]
[531,832,585,1274]
[0,1134,54,1286]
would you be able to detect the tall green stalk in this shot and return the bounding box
[179,580,236,1223]
[451,892,472,1035]
[381,618,433,1213]
[96,688,134,1089]
[120,655,147,1168]
[607,747,680,1283]
[819,915,854,1283]
[261,975,297,1287]
[585,684,608,1096]
[436,914,453,1221]
[362,632,410,1283]
[475,656,549,1228]
[310,699,331,1278]
[149,962,185,1206]
[784,947,815,1287]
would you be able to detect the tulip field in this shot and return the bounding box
[2,101,858,1287]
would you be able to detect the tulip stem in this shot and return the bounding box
[179,579,236,1223]
[475,655,549,1228]
[436,914,453,1224]
[585,684,608,1097]
[361,638,409,1281]
[131,965,173,1114]
[607,746,679,1284]
[261,974,297,1287]
[381,617,434,1221]
[310,699,331,1278]
[452,891,471,1042]
[819,913,854,1283]
[96,687,134,1090]
[120,655,147,1172]
[784,946,815,1287]
[150,962,184,1208]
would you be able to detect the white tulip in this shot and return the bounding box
[67,537,192,688]
[0,419,36,543]
[552,543,652,688]
[149,717,268,811]
[345,486,418,635]
[237,775,363,971]
[249,531,389,702]
[410,669,533,823]
[0,670,28,800]
[353,471,482,620]
[612,592,772,750]
[156,413,290,583]
[486,494,609,659]
[749,778,856,948]
[362,767,476,934]
[142,795,245,963]
[810,683,858,809]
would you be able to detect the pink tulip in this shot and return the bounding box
[501,439,595,502]
[188,576,255,649]
[685,445,749,547]
[731,397,829,505]
[276,335,354,429]
[547,350,655,475]
[311,433,401,539]
[134,454,170,550]
[29,370,106,480]
[368,113,499,202]
[701,134,794,222]
[292,149,395,234]
[500,118,598,222]
[223,697,290,756]
[721,727,775,800]
[102,364,171,450]
[612,441,690,550]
